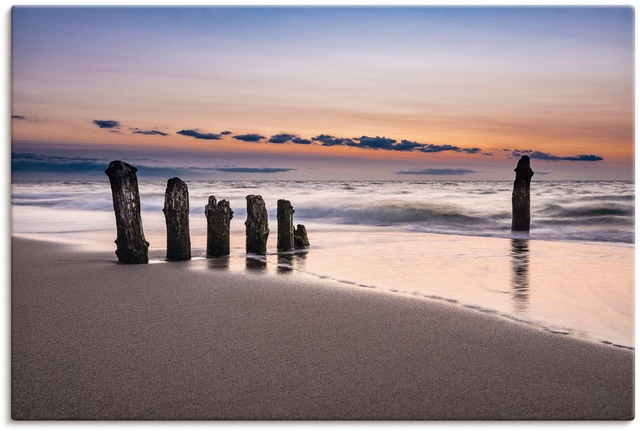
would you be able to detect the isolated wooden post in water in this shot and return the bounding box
[163,177,191,261]
[245,195,269,255]
[277,199,295,251]
[511,155,534,232]
[294,224,310,249]
[104,160,149,264]
[205,195,234,257]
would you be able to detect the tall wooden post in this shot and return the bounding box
[245,195,269,255]
[277,199,295,251]
[104,160,149,264]
[511,156,534,232]
[205,195,234,257]
[163,177,191,261]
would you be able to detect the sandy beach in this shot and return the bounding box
[11,237,634,420]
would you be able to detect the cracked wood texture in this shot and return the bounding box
[511,156,534,232]
[163,177,191,261]
[245,195,269,255]
[205,195,234,257]
[277,199,295,251]
[104,160,149,264]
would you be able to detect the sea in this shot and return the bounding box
[11,179,635,348]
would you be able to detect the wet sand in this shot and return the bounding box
[11,237,634,420]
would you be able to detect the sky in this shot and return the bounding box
[10,6,635,180]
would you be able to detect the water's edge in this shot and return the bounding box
[13,232,633,352]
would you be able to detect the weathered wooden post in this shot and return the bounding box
[245,195,269,255]
[277,199,295,251]
[294,224,310,249]
[511,155,534,232]
[163,177,191,261]
[105,161,149,264]
[205,196,234,257]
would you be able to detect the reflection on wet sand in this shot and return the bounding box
[277,251,309,274]
[511,238,530,313]
[245,256,267,271]
[206,256,230,271]
[277,254,294,273]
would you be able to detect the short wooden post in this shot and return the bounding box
[205,195,234,257]
[245,195,269,255]
[104,160,149,264]
[294,224,310,249]
[511,156,534,232]
[277,199,295,251]
[163,177,191,261]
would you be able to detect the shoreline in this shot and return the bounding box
[11,236,634,420]
[12,231,635,350]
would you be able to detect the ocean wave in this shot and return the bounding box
[535,216,631,227]
[11,180,635,244]
[295,201,487,225]
[541,203,633,218]
[590,194,635,202]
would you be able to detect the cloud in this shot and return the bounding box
[11,152,294,178]
[563,154,604,161]
[291,137,312,144]
[11,152,108,174]
[130,128,168,136]
[93,120,120,129]
[233,134,266,142]
[355,136,397,150]
[311,134,356,146]
[393,140,482,154]
[395,168,478,176]
[212,167,295,173]
[268,134,313,144]
[417,143,459,153]
[177,129,222,140]
[268,133,297,144]
[172,128,485,155]
[463,147,482,154]
[12,115,40,122]
[512,149,603,161]
[394,140,424,152]
[307,135,483,154]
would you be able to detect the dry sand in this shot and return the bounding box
[11,237,633,420]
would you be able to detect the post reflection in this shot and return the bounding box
[245,256,267,272]
[277,251,309,274]
[511,238,530,313]
[206,256,230,271]
[295,251,308,269]
[277,254,294,273]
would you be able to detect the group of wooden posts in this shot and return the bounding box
[105,156,533,265]
[105,160,309,264]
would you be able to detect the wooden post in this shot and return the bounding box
[294,224,310,249]
[277,199,295,251]
[163,177,191,261]
[511,156,534,232]
[205,195,234,257]
[104,160,149,264]
[245,195,269,255]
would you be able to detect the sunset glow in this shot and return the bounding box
[11,6,634,180]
